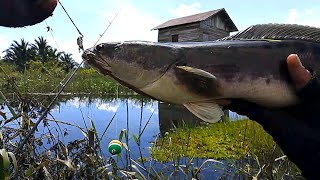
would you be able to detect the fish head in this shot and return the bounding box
[82,41,181,89]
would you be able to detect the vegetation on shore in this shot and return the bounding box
[0,61,132,94]
[0,37,133,95]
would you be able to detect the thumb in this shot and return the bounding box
[287,54,312,90]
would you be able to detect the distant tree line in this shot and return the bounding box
[1,36,78,72]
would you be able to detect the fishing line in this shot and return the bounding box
[94,10,121,46]
[57,0,83,37]
[16,61,85,153]
[16,0,86,154]
[17,1,121,155]
[45,21,61,51]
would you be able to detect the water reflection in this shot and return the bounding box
[0,94,248,179]
[158,102,204,135]
[48,96,159,160]
[48,96,243,179]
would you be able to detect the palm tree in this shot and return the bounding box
[3,39,32,70]
[59,52,78,72]
[47,47,61,61]
[31,36,51,62]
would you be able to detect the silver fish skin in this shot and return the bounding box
[82,24,320,122]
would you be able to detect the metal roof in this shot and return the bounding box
[152,8,238,32]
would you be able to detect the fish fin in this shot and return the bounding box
[176,66,216,79]
[183,102,224,123]
[220,24,320,43]
[175,66,221,97]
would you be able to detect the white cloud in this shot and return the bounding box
[305,9,313,15]
[170,3,202,18]
[68,97,82,108]
[286,8,320,27]
[0,35,9,58]
[286,9,298,24]
[145,102,158,114]
[97,102,120,112]
[45,29,84,63]
[96,0,160,43]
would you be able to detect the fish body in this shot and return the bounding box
[158,39,320,106]
[83,24,320,122]
[0,0,57,27]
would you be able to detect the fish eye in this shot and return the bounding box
[96,44,104,51]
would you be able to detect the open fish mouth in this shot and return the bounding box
[82,49,112,73]
[82,50,95,61]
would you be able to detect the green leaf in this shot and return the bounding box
[0,91,17,118]
[90,119,99,145]
[25,165,34,177]
[132,134,139,145]
[0,149,10,179]
[0,132,3,143]
[8,152,18,174]
[56,159,74,170]
[119,129,127,141]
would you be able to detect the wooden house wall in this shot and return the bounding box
[157,22,202,42]
[200,14,230,41]
[157,14,230,42]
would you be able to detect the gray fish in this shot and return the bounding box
[82,24,320,123]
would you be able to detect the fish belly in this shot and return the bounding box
[220,77,299,107]
[140,71,209,104]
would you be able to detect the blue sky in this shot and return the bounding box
[0,0,320,63]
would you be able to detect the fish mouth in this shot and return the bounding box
[82,49,112,74]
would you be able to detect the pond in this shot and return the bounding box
[48,95,246,179]
[0,94,276,179]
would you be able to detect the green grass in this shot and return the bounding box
[0,61,133,95]
[152,119,275,162]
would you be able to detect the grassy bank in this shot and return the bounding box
[0,61,133,95]
[152,119,276,161]
[151,119,302,178]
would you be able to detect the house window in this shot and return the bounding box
[171,34,179,42]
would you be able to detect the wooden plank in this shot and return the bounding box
[158,19,230,42]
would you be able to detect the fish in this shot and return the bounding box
[82,24,320,123]
[0,0,57,28]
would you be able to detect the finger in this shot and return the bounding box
[287,54,312,90]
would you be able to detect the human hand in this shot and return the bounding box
[225,54,320,179]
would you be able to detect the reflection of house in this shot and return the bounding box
[152,8,238,42]
[158,102,205,134]
[154,9,237,129]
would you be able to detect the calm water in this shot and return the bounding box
[50,97,159,160]
[2,95,246,179]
